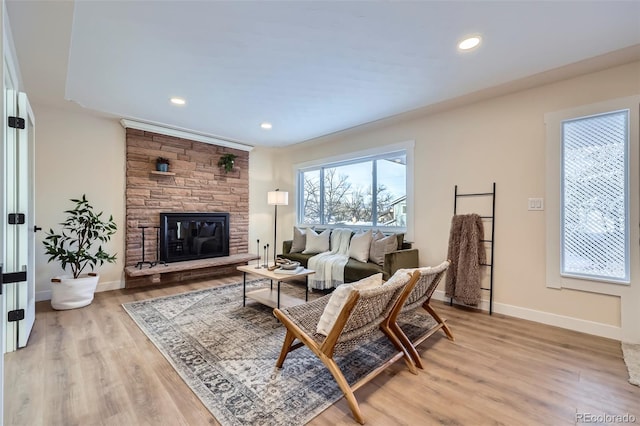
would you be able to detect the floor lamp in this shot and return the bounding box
[267,189,288,265]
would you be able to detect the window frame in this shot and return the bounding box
[559,110,630,284]
[294,141,414,236]
[545,96,639,294]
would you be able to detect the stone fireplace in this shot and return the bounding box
[124,127,249,287]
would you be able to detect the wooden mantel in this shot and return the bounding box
[124,253,259,288]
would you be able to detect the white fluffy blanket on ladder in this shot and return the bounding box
[308,228,352,290]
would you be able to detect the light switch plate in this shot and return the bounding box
[528,198,544,211]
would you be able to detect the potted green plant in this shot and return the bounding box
[43,195,118,310]
[218,153,237,173]
[156,157,170,172]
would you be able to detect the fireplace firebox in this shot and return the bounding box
[159,212,229,263]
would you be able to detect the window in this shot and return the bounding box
[561,110,629,283]
[298,150,407,229]
[546,96,639,293]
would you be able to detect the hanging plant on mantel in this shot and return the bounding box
[218,153,237,173]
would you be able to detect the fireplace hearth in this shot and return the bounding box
[159,212,230,263]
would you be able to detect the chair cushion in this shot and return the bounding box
[396,260,450,310]
[348,230,373,263]
[316,273,383,336]
[303,229,330,254]
[383,269,413,287]
[369,231,398,266]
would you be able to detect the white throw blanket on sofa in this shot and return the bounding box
[308,228,352,290]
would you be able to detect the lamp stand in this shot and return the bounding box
[267,188,288,267]
[273,204,278,265]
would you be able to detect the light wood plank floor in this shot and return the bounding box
[5,273,639,425]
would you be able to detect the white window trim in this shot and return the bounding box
[293,140,415,240]
[545,95,640,295]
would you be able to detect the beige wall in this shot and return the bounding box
[248,146,288,263]
[34,104,125,299]
[263,61,640,341]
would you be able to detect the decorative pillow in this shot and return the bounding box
[369,230,383,259]
[382,269,413,287]
[316,273,383,335]
[369,232,398,266]
[302,228,330,254]
[290,227,307,253]
[348,230,373,263]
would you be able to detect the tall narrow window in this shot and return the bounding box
[561,110,629,283]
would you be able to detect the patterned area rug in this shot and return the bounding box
[622,342,640,386]
[122,280,436,425]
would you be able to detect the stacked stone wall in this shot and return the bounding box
[125,128,249,271]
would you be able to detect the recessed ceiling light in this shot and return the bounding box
[458,36,481,51]
[261,122,272,130]
[170,97,186,105]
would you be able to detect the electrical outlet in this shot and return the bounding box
[528,198,544,211]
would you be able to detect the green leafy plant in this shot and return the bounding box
[43,195,118,279]
[156,157,170,165]
[218,153,237,173]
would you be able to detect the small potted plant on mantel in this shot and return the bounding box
[156,157,170,172]
[43,195,117,310]
[218,153,237,173]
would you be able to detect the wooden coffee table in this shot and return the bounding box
[237,264,315,309]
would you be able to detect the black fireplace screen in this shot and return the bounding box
[159,212,229,263]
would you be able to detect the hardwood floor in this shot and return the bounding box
[5,273,639,425]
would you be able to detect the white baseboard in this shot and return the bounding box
[35,290,51,302]
[96,279,125,292]
[432,290,622,341]
[35,279,124,303]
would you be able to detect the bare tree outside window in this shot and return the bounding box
[302,170,320,224]
[323,168,355,224]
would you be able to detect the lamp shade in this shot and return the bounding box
[267,190,288,206]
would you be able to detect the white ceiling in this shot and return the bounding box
[6,1,640,147]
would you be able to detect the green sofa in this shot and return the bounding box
[280,233,419,282]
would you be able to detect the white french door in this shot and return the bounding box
[16,92,35,348]
[3,89,35,352]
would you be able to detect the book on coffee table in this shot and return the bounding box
[274,266,304,274]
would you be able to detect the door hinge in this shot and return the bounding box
[0,271,27,296]
[8,309,25,322]
[8,116,25,129]
[8,213,25,225]
[2,271,27,284]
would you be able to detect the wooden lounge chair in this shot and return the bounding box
[387,260,453,369]
[273,270,421,424]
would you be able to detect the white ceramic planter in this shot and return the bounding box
[50,274,99,310]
